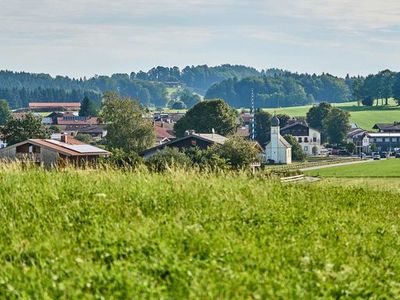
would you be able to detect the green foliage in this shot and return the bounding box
[170,100,187,110]
[101,92,155,153]
[214,136,259,169]
[346,142,356,154]
[205,72,353,108]
[276,114,291,128]
[0,167,400,298]
[49,125,61,133]
[370,143,378,152]
[254,110,272,146]
[393,73,400,105]
[79,96,98,117]
[173,88,201,108]
[182,147,228,171]
[75,133,93,144]
[0,99,11,125]
[146,148,191,172]
[174,99,237,137]
[283,134,305,161]
[107,148,143,169]
[0,113,51,145]
[323,108,351,145]
[360,70,396,106]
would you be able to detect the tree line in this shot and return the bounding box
[352,70,400,106]
[205,72,354,108]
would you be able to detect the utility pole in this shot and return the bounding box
[251,89,255,140]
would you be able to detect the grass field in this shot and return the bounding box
[1,166,400,298]
[264,100,400,130]
[305,158,400,178]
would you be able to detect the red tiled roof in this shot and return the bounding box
[56,117,99,126]
[29,102,81,109]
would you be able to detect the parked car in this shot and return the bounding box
[359,152,367,159]
[380,152,389,159]
[372,152,381,160]
[395,152,400,158]
[338,150,351,156]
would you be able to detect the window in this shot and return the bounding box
[385,138,390,142]
[376,138,383,142]
[313,137,317,142]
[304,146,309,152]
[298,137,303,143]
[304,137,309,143]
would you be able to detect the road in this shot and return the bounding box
[300,159,374,172]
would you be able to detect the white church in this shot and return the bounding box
[265,116,292,164]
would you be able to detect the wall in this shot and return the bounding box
[40,148,59,168]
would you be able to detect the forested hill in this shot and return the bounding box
[131,64,262,94]
[205,72,354,108]
[0,71,166,109]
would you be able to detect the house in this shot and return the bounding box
[154,121,176,145]
[141,131,227,159]
[56,116,99,126]
[280,121,322,155]
[365,132,400,152]
[29,102,81,112]
[265,116,292,164]
[0,135,110,167]
[372,123,400,133]
[347,127,369,153]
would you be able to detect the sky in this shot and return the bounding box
[1,0,399,78]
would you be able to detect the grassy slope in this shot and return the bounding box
[306,159,400,178]
[1,167,400,298]
[264,101,400,130]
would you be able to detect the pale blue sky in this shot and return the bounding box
[0,0,399,78]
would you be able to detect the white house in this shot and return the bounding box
[280,121,322,156]
[265,116,292,164]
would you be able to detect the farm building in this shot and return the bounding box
[141,131,227,159]
[29,102,81,112]
[0,135,110,167]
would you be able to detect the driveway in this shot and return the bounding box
[300,159,374,172]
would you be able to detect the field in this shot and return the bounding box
[1,166,400,298]
[305,158,400,178]
[264,100,400,130]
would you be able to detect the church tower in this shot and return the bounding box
[270,116,280,162]
[264,115,292,164]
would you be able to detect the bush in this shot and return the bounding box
[214,136,259,169]
[283,134,306,161]
[75,133,93,144]
[146,148,191,172]
[107,149,143,169]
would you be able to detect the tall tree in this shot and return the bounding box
[351,77,364,106]
[283,134,305,161]
[101,92,154,153]
[0,99,12,125]
[392,73,400,106]
[323,108,350,145]
[306,102,332,142]
[254,110,272,146]
[1,113,51,145]
[174,99,237,137]
[79,96,98,117]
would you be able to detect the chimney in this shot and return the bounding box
[61,134,68,144]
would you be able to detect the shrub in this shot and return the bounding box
[146,148,191,172]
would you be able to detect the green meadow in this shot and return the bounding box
[305,159,400,178]
[1,166,400,298]
[264,100,400,130]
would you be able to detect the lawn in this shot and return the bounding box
[263,100,400,130]
[1,166,400,298]
[305,158,400,178]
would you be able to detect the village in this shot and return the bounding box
[0,97,399,172]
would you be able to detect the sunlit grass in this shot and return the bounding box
[1,166,400,298]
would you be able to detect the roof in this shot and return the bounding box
[366,133,400,138]
[29,102,81,109]
[56,117,99,126]
[373,123,400,131]
[154,122,175,140]
[265,136,292,149]
[347,128,367,139]
[141,132,227,156]
[1,139,110,157]
[271,116,280,126]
